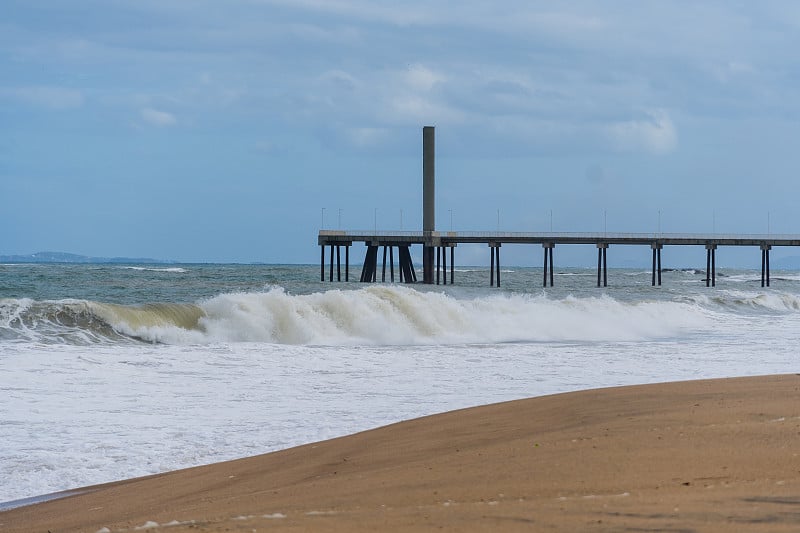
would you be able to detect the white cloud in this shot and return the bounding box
[318,69,360,91]
[389,95,464,125]
[404,64,444,92]
[141,107,177,127]
[344,127,390,147]
[607,109,677,155]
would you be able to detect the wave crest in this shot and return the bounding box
[188,286,708,345]
[1,286,734,346]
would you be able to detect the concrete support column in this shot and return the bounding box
[488,243,501,287]
[423,246,435,284]
[450,245,455,285]
[651,243,663,286]
[320,245,325,282]
[705,244,717,287]
[382,245,388,282]
[389,246,395,282]
[442,246,447,285]
[543,243,555,287]
[336,245,341,281]
[596,243,608,287]
[436,246,441,285]
[329,244,334,282]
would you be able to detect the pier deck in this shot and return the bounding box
[319,230,798,288]
[320,230,800,247]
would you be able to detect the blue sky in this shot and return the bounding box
[2,1,800,266]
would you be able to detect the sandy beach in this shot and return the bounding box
[2,374,799,532]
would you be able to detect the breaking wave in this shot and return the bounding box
[4,285,799,346]
[120,266,188,273]
[0,287,700,346]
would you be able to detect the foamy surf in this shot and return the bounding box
[120,266,188,273]
[2,286,716,346]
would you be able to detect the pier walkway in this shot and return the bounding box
[319,230,799,288]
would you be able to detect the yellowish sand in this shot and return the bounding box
[2,374,799,532]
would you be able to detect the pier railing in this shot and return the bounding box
[319,230,800,245]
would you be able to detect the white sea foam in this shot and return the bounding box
[1,286,771,346]
[121,266,187,273]
[684,289,800,313]
[100,286,712,345]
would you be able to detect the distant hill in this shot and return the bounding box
[0,251,171,264]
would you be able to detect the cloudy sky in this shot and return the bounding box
[3,1,800,265]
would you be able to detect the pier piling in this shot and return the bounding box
[329,245,334,282]
[381,246,387,282]
[360,245,379,282]
[336,245,341,281]
[487,243,502,287]
[491,244,501,287]
[596,244,608,287]
[488,244,501,287]
[442,246,447,285]
[543,243,555,287]
[705,244,717,287]
[389,246,395,282]
[450,246,455,284]
[490,244,495,287]
[436,246,441,285]
[651,243,663,286]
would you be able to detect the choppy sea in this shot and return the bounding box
[2,262,799,503]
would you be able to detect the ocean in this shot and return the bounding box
[2,262,799,504]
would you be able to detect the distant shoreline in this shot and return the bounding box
[0,252,172,264]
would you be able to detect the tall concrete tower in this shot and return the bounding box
[423,126,435,233]
[422,126,435,283]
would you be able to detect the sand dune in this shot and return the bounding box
[2,374,799,532]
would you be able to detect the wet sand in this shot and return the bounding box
[2,374,799,532]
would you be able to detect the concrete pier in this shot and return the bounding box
[319,230,797,288]
[317,127,793,289]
